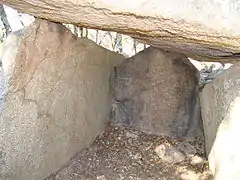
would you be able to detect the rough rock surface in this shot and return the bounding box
[177,141,197,158]
[113,47,201,138]
[3,0,240,62]
[155,143,185,164]
[200,63,240,179]
[0,19,123,180]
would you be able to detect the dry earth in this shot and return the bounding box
[46,124,212,180]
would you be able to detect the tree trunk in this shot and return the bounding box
[0,4,11,36]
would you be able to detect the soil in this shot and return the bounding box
[46,124,212,180]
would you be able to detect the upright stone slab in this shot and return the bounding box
[113,47,200,137]
[0,20,123,180]
[200,63,240,180]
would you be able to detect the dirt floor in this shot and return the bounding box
[46,124,212,180]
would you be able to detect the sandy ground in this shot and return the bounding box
[46,124,212,180]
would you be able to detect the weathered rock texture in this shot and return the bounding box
[113,47,201,137]
[0,19,123,180]
[3,0,240,62]
[200,63,240,179]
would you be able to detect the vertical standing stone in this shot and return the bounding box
[113,47,200,138]
[0,19,123,180]
[200,63,240,180]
